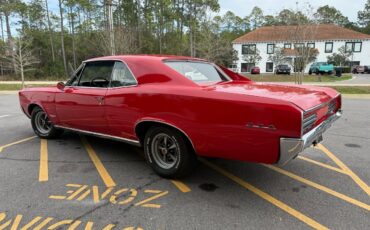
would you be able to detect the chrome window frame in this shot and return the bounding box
[64,59,139,90]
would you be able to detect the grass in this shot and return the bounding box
[326,86,370,94]
[245,74,352,82]
[0,84,54,91]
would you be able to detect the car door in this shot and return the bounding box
[104,61,139,140]
[55,61,115,134]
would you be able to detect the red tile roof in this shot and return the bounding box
[233,24,370,43]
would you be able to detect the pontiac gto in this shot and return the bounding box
[19,55,342,178]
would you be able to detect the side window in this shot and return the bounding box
[66,64,84,86]
[110,61,137,87]
[78,61,114,87]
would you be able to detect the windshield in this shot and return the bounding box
[164,61,230,84]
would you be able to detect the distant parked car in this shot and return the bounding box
[275,65,291,75]
[352,65,365,74]
[364,66,370,74]
[251,67,260,74]
[309,62,334,75]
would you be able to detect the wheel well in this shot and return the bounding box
[135,121,195,152]
[28,104,40,115]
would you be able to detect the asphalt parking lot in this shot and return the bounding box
[0,94,369,230]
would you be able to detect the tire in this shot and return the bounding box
[143,126,197,178]
[31,107,63,139]
[308,70,312,75]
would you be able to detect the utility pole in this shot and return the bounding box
[106,0,115,55]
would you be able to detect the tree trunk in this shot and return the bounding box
[4,12,16,74]
[45,0,56,62]
[0,13,5,42]
[69,6,77,69]
[58,0,68,76]
[18,40,25,89]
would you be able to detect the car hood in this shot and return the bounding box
[202,81,338,111]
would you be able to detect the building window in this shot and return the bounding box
[241,63,255,72]
[284,43,291,49]
[294,43,304,49]
[242,44,256,55]
[266,62,273,72]
[325,42,333,53]
[307,42,315,48]
[354,42,362,52]
[346,42,362,53]
[267,44,274,54]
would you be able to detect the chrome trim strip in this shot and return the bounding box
[134,119,196,151]
[304,94,340,114]
[278,110,342,166]
[54,125,141,147]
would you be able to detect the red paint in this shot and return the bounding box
[19,55,341,164]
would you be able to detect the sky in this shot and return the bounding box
[218,0,367,21]
[42,0,367,22]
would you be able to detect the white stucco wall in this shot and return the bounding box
[233,40,370,73]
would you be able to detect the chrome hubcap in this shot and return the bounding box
[35,111,52,134]
[151,133,179,169]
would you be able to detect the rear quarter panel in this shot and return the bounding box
[106,85,302,164]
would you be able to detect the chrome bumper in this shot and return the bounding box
[277,110,342,166]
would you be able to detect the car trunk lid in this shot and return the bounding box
[201,81,336,111]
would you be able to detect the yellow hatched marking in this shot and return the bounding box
[170,180,191,193]
[81,136,116,187]
[317,144,370,197]
[39,139,48,182]
[0,136,37,152]
[200,158,329,230]
[297,156,346,174]
[20,216,42,230]
[264,165,370,211]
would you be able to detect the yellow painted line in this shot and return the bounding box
[264,165,370,211]
[317,144,370,197]
[80,136,116,187]
[170,180,191,193]
[39,139,48,182]
[49,195,66,200]
[297,156,346,175]
[0,136,37,153]
[200,158,329,230]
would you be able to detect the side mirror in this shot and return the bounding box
[57,82,65,91]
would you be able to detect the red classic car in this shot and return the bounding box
[19,55,342,178]
[251,66,260,74]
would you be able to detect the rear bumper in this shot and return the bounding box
[277,110,342,166]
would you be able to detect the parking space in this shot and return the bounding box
[0,94,369,230]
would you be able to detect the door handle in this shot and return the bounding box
[96,96,104,105]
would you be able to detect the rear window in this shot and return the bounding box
[164,61,230,84]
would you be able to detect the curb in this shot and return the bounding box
[0,91,19,95]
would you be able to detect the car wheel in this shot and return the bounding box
[31,107,63,139]
[144,126,197,178]
[308,70,312,75]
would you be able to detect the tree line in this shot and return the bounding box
[0,0,369,80]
